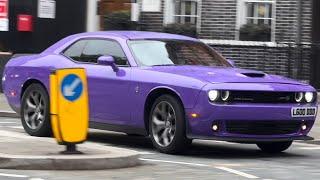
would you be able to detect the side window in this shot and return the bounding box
[81,40,128,66]
[63,40,87,61]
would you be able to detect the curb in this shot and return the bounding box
[0,153,140,170]
[0,110,19,118]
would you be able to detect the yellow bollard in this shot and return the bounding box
[50,68,89,154]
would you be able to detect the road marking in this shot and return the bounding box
[0,122,17,124]
[0,130,35,139]
[137,151,155,155]
[0,172,28,178]
[139,158,210,167]
[8,126,24,129]
[294,142,320,147]
[298,147,320,150]
[140,158,260,179]
[215,166,259,179]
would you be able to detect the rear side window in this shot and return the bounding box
[63,40,87,61]
[63,39,128,66]
[81,40,128,65]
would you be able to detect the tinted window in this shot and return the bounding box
[63,40,87,61]
[81,40,128,65]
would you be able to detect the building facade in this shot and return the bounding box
[0,0,87,53]
[130,0,314,85]
[0,0,319,88]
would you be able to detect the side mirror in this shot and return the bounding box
[227,59,236,67]
[97,55,119,72]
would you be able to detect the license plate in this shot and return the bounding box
[291,107,317,117]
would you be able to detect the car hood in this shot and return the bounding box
[144,66,306,85]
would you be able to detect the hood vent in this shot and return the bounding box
[241,73,266,78]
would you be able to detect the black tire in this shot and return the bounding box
[257,141,293,153]
[21,83,51,137]
[149,94,191,154]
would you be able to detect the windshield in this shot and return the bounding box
[128,40,231,67]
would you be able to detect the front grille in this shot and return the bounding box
[225,120,301,135]
[230,91,295,103]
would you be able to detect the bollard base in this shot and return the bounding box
[60,144,83,155]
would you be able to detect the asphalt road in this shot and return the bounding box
[0,117,320,180]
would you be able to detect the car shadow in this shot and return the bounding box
[88,131,308,159]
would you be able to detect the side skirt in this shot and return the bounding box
[89,121,148,136]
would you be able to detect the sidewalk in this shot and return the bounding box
[0,129,140,170]
[0,94,140,170]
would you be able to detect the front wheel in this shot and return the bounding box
[21,83,51,137]
[149,95,191,154]
[257,141,293,153]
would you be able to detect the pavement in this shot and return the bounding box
[0,94,141,171]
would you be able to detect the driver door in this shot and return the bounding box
[63,39,132,126]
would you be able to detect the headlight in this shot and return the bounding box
[208,90,219,102]
[305,92,314,103]
[221,91,230,101]
[295,92,304,103]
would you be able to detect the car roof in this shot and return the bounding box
[43,31,199,54]
[73,31,199,41]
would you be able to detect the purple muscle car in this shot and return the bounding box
[2,31,318,154]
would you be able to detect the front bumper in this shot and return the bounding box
[186,90,317,142]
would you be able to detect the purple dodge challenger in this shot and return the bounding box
[2,31,318,154]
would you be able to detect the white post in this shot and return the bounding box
[131,2,140,22]
[86,0,100,32]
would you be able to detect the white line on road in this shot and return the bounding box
[8,126,24,129]
[298,147,320,150]
[0,172,28,178]
[294,142,320,147]
[215,166,259,179]
[137,151,155,155]
[139,158,210,167]
[140,158,260,179]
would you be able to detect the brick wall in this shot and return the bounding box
[300,0,313,43]
[135,0,314,83]
[136,0,313,43]
[275,0,299,42]
[199,0,237,40]
[138,0,164,32]
[275,0,312,43]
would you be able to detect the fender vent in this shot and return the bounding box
[241,73,265,78]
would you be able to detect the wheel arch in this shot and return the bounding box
[144,87,185,134]
[21,79,48,100]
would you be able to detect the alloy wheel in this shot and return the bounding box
[23,90,46,130]
[151,101,176,147]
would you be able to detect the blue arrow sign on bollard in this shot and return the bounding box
[61,74,83,102]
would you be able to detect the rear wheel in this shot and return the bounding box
[149,95,191,154]
[21,83,51,137]
[257,141,292,153]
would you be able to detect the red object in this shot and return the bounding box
[0,0,8,18]
[17,14,33,32]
